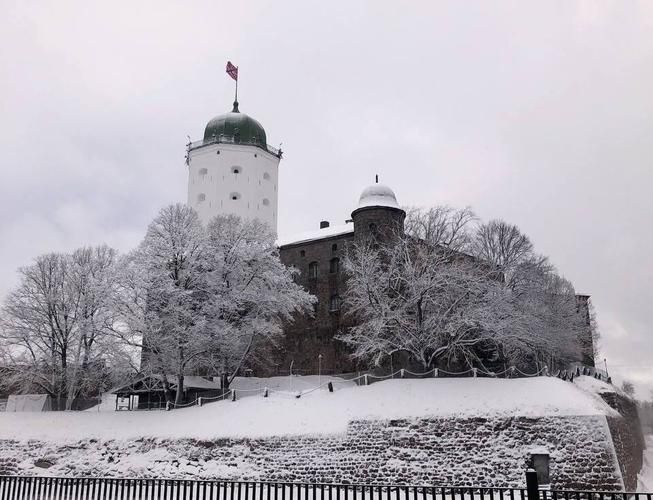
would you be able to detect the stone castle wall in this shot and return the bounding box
[0,415,623,490]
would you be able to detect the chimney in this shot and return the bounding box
[320,221,330,229]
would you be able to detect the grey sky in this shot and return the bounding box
[1,1,651,395]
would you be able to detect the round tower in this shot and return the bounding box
[351,182,405,243]
[186,100,282,232]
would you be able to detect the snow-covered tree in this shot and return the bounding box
[339,208,592,372]
[339,208,530,370]
[0,245,121,408]
[203,215,315,385]
[113,206,314,403]
[113,204,208,405]
[471,219,589,368]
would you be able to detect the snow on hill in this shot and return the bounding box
[0,377,617,443]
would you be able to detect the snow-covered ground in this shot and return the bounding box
[0,377,617,443]
[231,374,357,395]
[639,435,653,491]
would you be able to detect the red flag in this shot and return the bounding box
[226,61,238,81]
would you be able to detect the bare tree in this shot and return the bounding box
[621,380,636,397]
[1,246,120,408]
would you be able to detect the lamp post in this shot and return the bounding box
[318,354,323,387]
[289,360,294,392]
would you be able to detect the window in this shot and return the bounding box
[262,198,270,206]
[300,250,306,257]
[308,261,318,279]
[230,192,241,201]
[329,257,339,274]
[231,166,242,174]
[331,243,338,252]
[329,294,341,312]
[197,193,206,202]
[263,172,271,181]
[198,168,208,176]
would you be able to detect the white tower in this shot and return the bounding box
[186,100,282,232]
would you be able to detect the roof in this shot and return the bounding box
[277,224,354,247]
[357,183,400,210]
[203,101,267,149]
[112,374,221,395]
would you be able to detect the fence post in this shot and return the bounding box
[364,374,368,386]
[400,369,405,379]
[231,390,236,402]
[433,368,438,378]
[166,401,171,411]
[328,382,334,392]
[472,368,478,378]
[198,397,203,407]
[526,469,539,500]
[264,387,269,398]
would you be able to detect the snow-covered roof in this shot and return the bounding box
[277,224,354,247]
[112,374,221,394]
[357,183,400,210]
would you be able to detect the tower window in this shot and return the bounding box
[308,261,318,279]
[197,193,206,202]
[230,192,241,201]
[331,243,338,252]
[231,166,242,174]
[198,168,208,176]
[329,258,340,274]
[262,198,270,206]
[263,172,271,181]
[329,295,341,312]
[300,250,306,257]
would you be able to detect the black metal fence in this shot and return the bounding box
[0,477,649,500]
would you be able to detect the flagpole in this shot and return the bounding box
[234,67,238,105]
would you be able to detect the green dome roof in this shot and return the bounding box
[203,101,267,148]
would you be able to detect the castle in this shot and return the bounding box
[186,98,594,375]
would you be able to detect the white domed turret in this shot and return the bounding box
[357,183,400,209]
[351,179,405,243]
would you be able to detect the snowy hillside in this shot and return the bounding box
[0,377,617,443]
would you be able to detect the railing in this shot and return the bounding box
[0,476,649,500]
[187,135,282,157]
[0,477,529,500]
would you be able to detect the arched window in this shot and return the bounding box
[197,193,206,202]
[230,192,241,201]
[329,257,339,274]
[331,243,338,252]
[231,166,242,174]
[308,261,318,279]
[300,250,306,258]
[329,294,341,312]
[263,172,271,181]
[262,198,270,206]
[198,168,208,176]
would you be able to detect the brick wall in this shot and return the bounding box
[278,232,357,374]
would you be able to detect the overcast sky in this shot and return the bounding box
[1,1,651,396]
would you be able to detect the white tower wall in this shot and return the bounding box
[187,143,280,232]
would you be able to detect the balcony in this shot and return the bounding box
[187,134,282,158]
